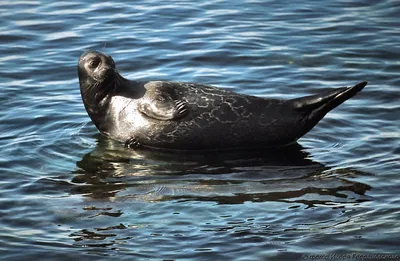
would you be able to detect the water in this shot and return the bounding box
[0,1,399,260]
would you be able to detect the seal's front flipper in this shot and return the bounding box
[138,81,188,120]
[138,98,188,120]
[125,137,141,149]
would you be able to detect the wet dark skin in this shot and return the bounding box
[78,50,367,151]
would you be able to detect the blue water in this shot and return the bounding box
[0,1,399,260]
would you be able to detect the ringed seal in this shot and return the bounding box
[77,50,366,151]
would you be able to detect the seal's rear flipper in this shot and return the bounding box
[290,81,367,134]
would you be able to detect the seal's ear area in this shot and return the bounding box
[106,55,116,68]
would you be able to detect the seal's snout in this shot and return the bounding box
[95,65,113,82]
[100,66,110,74]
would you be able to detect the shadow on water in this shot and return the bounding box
[71,135,371,206]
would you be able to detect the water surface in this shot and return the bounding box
[0,1,399,260]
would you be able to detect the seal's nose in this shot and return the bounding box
[101,65,110,72]
[96,65,112,81]
[100,66,111,75]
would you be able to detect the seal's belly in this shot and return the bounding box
[106,96,149,141]
[142,114,296,150]
[106,94,300,150]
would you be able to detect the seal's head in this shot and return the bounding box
[78,50,116,87]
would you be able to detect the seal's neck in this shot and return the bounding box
[81,83,109,109]
[79,75,119,122]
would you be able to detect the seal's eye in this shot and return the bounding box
[88,59,99,68]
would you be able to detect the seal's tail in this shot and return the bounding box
[289,81,367,135]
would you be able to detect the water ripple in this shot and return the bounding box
[0,0,399,260]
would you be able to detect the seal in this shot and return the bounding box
[78,50,367,151]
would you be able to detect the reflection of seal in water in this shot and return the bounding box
[77,50,367,151]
